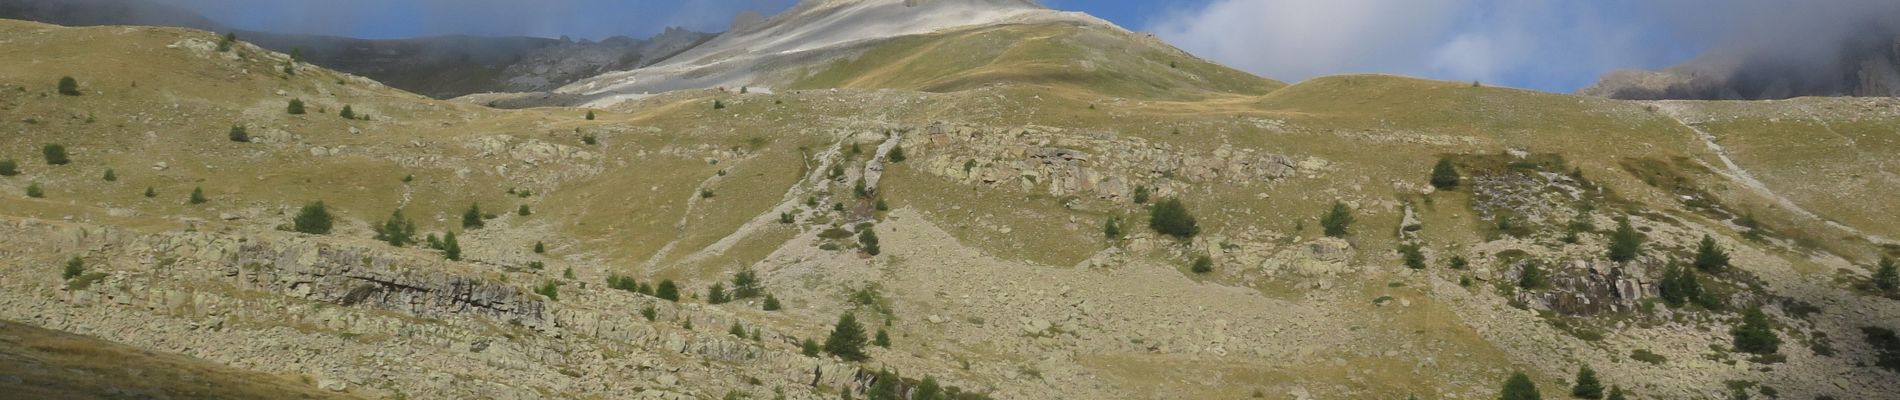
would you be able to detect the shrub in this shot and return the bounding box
[1320,201,1354,238]
[1875,257,1897,293]
[1607,218,1642,262]
[779,212,795,224]
[829,163,845,179]
[585,110,595,120]
[874,329,891,348]
[1658,262,1704,308]
[287,99,305,115]
[43,144,69,165]
[824,313,869,361]
[1430,158,1460,189]
[1862,326,1900,373]
[606,275,637,292]
[1572,365,1603,399]
[1190,254,1213,274]
[640,305,657,321]
[217,32,236,52]
[292,201,333,234]
[1449,255,1469,269]
[533,240,545,253]
[62,256,84,280]
[859,227,881,256]
[1693,235,1730,272]
[707,283,730,304]
[375,209,416,247]
[25,182,43,198]
[57,76,80,96]
[143,186,156,198]
[462,203,484,229]
[1606,386,1627,400]
[1148,198,1200,239]
[713,100,725,109]
[874,198,889,211]
[1400,244,1426,269]
[854,177,869,198]
[581,134,596,145]
[1518,262,1547,289]
[801,338,820,357]
[339,105,354,119]
[889,144,906,162]
[729,321,746,337]
[102,169,115,182]
[763,294,782,311]
[1500,371,1540,400]
[225,125,251,142]
[1103,217,1123,240]
[732,268,761,299]
[442,232,462,260]
[0,159,16,176]
[656,280,680,301]
[517,205,532,216]
[701,189,715,199]
[1732,307,1781,355]
[535,281,559,301]
[188,187,208,204]
[1131,185,1149,204]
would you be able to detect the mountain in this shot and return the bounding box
[477,0,1278,108]
[4,3,1900,400]
[1581,27,1900,100]
[0,0,715,98]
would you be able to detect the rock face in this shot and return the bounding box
[917,123,1310,201]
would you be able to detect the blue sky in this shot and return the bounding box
[154,0,1747,93]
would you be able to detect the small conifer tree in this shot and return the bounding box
[1500,371,1540,400]
[732,268,761,299]
[585,110,595,120]
[518,204,532,216]
[1608,218,1643,262]
[25,182,42,198]
[1605,386,1626,400]
[229,125,250,142]
[375,209,415,247]
[462,203,484,229]
[1430,158,1461,189]
[889,144,906,162]
[43,144,69,165]
[62,256,85,280]
[763,294,782,311]
[1732,307,1781,355]
[713,100,725,109]
[707,283,730,304]
[533,241,545,253]
[293,201,333,234]
[1148,198,1200,239]
[730,321,747,337]
[443,232,462,260]
[1693,235,1730,272]
[1873,257,1897,293]
[874,329,891,348]
[801,338,820,357]
[102,169,116,182]
[57,76,80,96]
[188,187,208,204]
[1190,254,1213,274]
[859,227,881,256]
[1131,185,1150,204]
[0,159,16,176]
[1401,244,1427,269]
[1321,201,1354,238]
[1519,262,1547,289]
[657,280,680,301]
[824,313,869,361]
[217,32,237,52]
[339,105,354,119]
[143,186,156,198]
[1572,365,1603,399]
[1104,217,1123,240]
[287,99,306,115]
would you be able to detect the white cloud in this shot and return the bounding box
[1145,0,1469,82]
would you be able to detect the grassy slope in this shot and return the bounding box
[0,320,354,400]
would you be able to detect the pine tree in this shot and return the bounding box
[0,159,16,176]
[143,186,156,198]
[188,187,208,204]
[1430,158,1461,189]
[585,110,595,120]
[732,268,761,299]
[1571,365,1603,399]
[854,177,870,198]
[1519,262,1547,289]
[1659,262,1705,308]
[801,338,820,357]
[339,105,354,119]
[763,294,782,311]
[1874,257,1898,293]
[533,241,545,253]
[1132,185,1149,204]
[1693,235,1730,272]
[518,204,532,216]
[888,144,906,162]
[713,100,725,109]
[63,257,84,280]
[462,203,484,229]
[1605,386,1626,400]
[1148,198,1200,239]
[25,182,43,198]
[57,76,80,96]
[375,209,415,247]
[824,313,869,361]
[858,227,881,256]
[1321,201,1355,238]
[287,99,305,115]
[1500,371,1541,400]
[1607,218,1642,262]
[657,280,680,301]
[707,283,730,304]
[293,201,333,234]
[914,376,942,400]
[730,321,747,337]
[1401,244,1427,269]
[874,198,889,211]
[217,32,237,52]
[43,144,69,165]
[1732,307,1781,355]
[874,329,891,348]
[101,169,116,182]
[1103,217,1123,239]
[229,125,250,142]
[868,369,899,400]
[443,232,462,260]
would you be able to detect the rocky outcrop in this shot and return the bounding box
[917,123,1312,200]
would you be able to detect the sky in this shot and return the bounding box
[148,0,1840,94]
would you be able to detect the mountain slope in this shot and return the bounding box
[531,0,1278,107]
[3,18,1900,400]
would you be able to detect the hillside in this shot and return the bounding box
[2,17,1899,400]
[481,0,1280,108]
